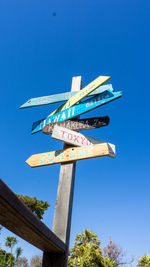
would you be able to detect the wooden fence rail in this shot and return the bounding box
[0,179,66,255]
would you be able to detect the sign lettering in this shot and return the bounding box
[19,84,113,109]
[48,76,111,116]
[26,143,114,167]
[52,125,115,158]
[42,116,109,134]
[32,90,122,134]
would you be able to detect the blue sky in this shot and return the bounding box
[0,0,150,265]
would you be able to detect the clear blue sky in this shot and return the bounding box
[0,0,150,265]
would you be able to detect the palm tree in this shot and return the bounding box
[16,247,22,260]
[5,236,17,255]
[7,254,15,267]
[15,247,23,266]
[3,236,24,267]
[5,236,17,266]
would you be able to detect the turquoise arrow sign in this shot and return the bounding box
[19,84,113,108]
[32,90,122,134]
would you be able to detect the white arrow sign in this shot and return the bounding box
[52,125,115,158]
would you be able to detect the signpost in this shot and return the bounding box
[19,84,113,109]
[26,143,114,168]
[51,125,115,158]
[32,90,122,134]
[42,116,110,134]
[17,74,122,267]
[51,76,82,267]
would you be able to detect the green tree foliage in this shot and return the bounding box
[102,257,117,267]
[137,255,150,266]
[68,229,117,267]
[16,247,23,260]
[0,228,25,267]
[0,243,23,267]
[5,236,17,254]
[7,254,15,267]
[0,249,15,267]
[16,195,50,220]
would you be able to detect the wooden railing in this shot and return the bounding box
[0,179,67,265]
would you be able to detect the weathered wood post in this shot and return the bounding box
[42,76,82,267]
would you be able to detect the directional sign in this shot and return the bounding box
[32,90,122,134]
[19,84,113,109]
[26,143,114,167]
[42,116,110,135]
[48,76,111,116]
[52,125,115,158]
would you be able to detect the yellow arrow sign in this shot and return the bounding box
[26,143,114,168]
[48,75,111,117]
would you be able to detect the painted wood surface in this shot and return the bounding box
[42,116,110,135]
[20,84,113,109]
[52,125,115,158]
[48,76,111,116]
[32,90,122,134]
[26,143,114,168]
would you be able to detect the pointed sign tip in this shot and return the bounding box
[19,105,24,109]
[26,158,33,167]
[25,159,29,166]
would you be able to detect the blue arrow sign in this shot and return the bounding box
[19,84,113,108]
[32,90,122,134]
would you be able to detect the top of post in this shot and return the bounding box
[71,76,82,92]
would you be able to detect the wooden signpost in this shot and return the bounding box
[42,116,110,134]
[19,84,113,109]
[26,143,114,168]
[51,125,115,158]
[51,77,82,267]
[15,74,122,267]
[32,90,122,134]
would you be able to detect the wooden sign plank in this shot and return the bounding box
[32,90,122,134]
[48,76,111,116]
[51,125,115,158]
[19,84,113,109]
[42,116,110,135]
[26,143,114,168]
